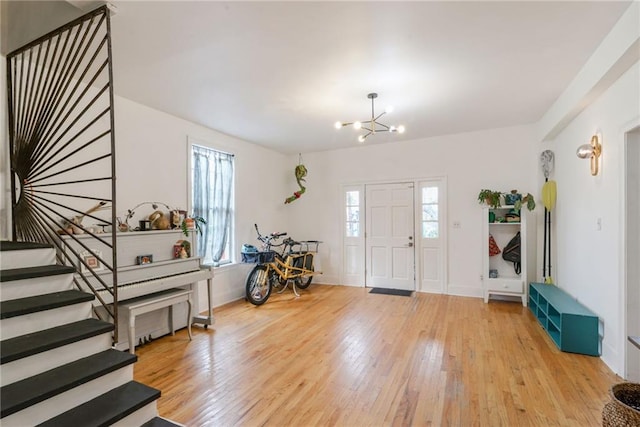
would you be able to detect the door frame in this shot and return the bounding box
[340,176,447,293]
[623,122,640,380]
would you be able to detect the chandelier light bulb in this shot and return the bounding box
[389,126,396,132]
[334,121,343,129]
[353,121,362,130]
[358,135,366,143]
[397,125,405,134]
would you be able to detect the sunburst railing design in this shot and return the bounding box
[7,6,119,340]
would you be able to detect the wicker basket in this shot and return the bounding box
[603,383,640,426]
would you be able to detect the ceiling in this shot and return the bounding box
[99,1,631,154]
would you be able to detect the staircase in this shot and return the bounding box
[0,241,180,426]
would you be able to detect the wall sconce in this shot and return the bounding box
[576,134,602,176]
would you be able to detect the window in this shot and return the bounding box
[345,190,360,237]
[191,144,234,266]
[421,186,439,238]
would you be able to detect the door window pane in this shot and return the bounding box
[422,186,439,239]
[345,190,360,237]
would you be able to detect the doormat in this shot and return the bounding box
[369,288,413,297]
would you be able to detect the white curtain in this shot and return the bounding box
[192,145,234,265]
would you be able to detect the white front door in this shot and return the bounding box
[365,182,415,290]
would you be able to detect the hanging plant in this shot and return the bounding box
[285,154,307,204]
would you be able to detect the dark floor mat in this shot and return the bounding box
[368,288,413,297]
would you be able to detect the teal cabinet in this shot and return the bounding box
[528,282,600,356]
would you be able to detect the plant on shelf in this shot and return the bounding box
[478,189,536,211]
[477,189,503,208]
[181,215,206,237]
[505,190,536,212]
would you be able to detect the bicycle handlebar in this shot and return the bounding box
[254,224,287,245]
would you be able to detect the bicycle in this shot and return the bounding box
[245,224,321,305]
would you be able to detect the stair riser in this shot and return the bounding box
[0,274,75,302]
[112,402,159,427]
[1,303,93,340]
[1,333,113,387]
[1,365,134,427]
[0,249,56,270]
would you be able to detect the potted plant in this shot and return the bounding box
[477,189,502,208]
[505,190,536,211]
[181,215,206,237]
[478,189,536,211]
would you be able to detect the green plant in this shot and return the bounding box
[181,215,206,237]
[477,189,502,208]
[478,189,536,211]
[515,193,536,212]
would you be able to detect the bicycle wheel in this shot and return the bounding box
[296,267,313,289]
[246,264,272,305]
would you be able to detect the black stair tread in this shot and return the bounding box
[1,349,137,418]
[37,381,161,427]
[0,241,52,251]
[142,416,184,427]
[0,265,76,283]
[1,318,114,365]
[0,290,94,319]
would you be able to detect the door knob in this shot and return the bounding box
[407,242,414,247]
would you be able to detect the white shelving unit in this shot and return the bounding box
[482,206,536,306]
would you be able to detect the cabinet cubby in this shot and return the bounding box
[528,283,600,356]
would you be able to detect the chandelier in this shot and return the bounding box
[334,93,405,143]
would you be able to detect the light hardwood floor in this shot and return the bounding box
[134,284,621,426]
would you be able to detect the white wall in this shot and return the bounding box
[114,96,289,307]
[282,124,539,297]
[544,61,639,374]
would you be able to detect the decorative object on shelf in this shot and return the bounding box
[488,211,496,223]
[124,201,173,231]
[334,92,405,143]
[576,133,602,176]
[181,215,206,237]
[505,210,520,222]
[489,269,499,278]
[170,210,187,229]
[148,210,170,230]
[540,149,557,285]
[285,154,307,204]
[136,254,153,265]
[138,220,152,231]
[505,190,535,212]
[173,240,191,258]
[80,249,103,273]
[60,201,110,235]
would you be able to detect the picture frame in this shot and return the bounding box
[136,254,153,265]
[80,249,103,273]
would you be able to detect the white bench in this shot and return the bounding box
[119,288,193,354]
